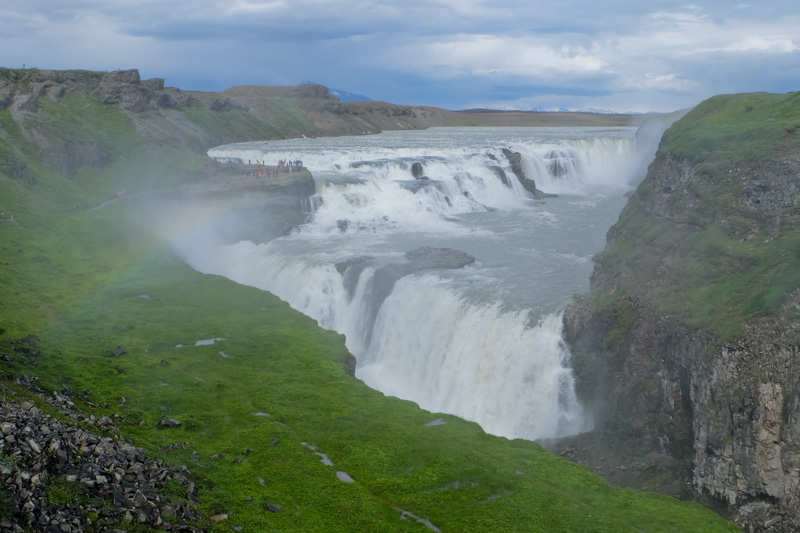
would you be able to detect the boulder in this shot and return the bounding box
[158,416,181,428]
[363,247,475,345]
[411,161,425,178]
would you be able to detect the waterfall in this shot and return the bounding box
[177,240,589,440]
[173,127,642,441]
[359,276,586,439]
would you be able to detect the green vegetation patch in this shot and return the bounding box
[598,206,800,341]
[591,92,800,343]
[261,97,317,137]
[179,103,282,143]
[661,91,800,166]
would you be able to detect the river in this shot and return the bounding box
[170,126,649,441]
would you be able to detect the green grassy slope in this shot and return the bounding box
[590,91,800,343]
[0,75,738,531]
[660,91,800,164]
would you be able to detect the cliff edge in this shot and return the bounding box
[562,91,800,531]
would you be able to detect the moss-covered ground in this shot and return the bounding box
[0,77,739,531]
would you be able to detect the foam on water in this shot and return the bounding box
[173,127,658,441]
[209,127,638,235]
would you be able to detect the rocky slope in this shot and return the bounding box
[561,91,800,531]
[0,371,203,532]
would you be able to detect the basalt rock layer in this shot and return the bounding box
[562,92,800,531]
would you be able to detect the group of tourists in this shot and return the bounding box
[251,159,303,170]
[244,159,305,178]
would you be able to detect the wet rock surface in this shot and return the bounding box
[335,247,476,307]
[0,377,203,532]
[370,246,476,312]
[501,148,556,199]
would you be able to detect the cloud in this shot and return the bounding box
[723,36,799,53]
[386,35,607,79]
[617,73,696,93]
[1,0,798,111]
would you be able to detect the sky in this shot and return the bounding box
[2,1,799,113]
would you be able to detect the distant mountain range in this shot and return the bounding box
[531,106,643,115]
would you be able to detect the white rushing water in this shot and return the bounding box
[173,127,648,441]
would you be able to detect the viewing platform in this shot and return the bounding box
[175,160,316,199]
[209,160,313,190]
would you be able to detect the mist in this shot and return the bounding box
[160,125,664,442]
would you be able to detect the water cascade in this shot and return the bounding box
[174,127,644,441]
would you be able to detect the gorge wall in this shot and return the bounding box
[562,92,800,531]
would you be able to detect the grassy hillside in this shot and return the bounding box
[590,91,800,343]
[0,71,738,531]
[660,91,800,164]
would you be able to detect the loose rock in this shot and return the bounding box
[0,383,203,531]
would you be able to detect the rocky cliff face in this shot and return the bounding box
[562,92,800,532]
[0,68,177,114]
